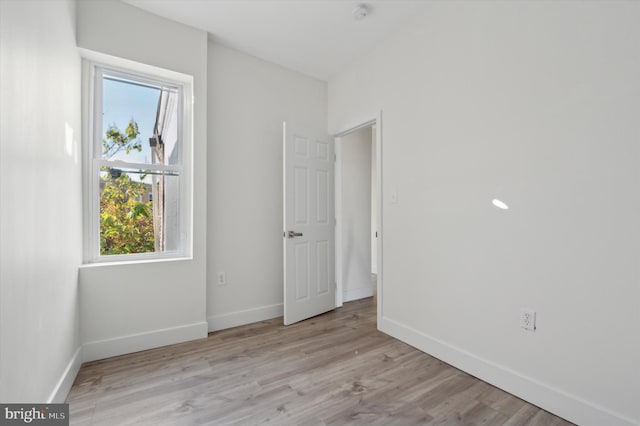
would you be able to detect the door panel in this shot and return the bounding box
[316,240,330,295]
[294,167,308,225]
[294,242,309,301]
[284,122,335,325]
[316,170,329,223]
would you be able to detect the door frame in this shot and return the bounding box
[333,111,383,328]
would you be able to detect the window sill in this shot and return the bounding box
[80,255,192,269]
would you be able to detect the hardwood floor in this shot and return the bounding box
[67,298,573,425]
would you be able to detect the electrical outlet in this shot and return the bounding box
[520,308,536,331]
[216,272,226,286]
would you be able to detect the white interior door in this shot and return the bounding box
[283,122,335,325]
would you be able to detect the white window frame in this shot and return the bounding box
[82,53,193,264]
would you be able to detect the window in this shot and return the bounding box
[85,62,191,262]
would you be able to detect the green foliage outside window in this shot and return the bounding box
[99,119,155,255]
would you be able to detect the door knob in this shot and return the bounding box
[287,230,303,238]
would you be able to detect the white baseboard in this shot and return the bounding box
[47,346,83,403]
[208,303,283,332]
[83,321,208,363]
[379,316,636,426]
[343,286,374,303]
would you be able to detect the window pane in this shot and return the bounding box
[101,74,180,166]
[99,168,180,256]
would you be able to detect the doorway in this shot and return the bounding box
[335,115,382,325]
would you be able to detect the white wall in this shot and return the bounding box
[329,2,640,425]
[207,43,327,330]
[339,127,373,302]
[0,0,82,402]
[76,0,208,361]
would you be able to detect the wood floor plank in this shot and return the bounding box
[67,298,573,425]
[476,387,528,419]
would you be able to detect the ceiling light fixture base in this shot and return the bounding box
[352,4,369,21]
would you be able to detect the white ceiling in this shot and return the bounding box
[123,0,431,81]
